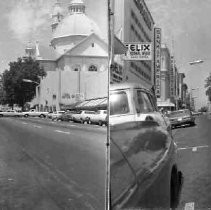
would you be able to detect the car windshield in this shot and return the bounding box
[110,91,129,115]
[167,110,191,117]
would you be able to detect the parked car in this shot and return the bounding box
[71,110,96,124]
[166,109,195,128]
[23,109,48,118]
[50,111,65,121]
[0,110,23,117]
[89,110,107,126]
[56,111,75,122]
[110,83,182,209]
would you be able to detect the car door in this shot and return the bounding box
[110,134,137,209]
[111,89,174,209]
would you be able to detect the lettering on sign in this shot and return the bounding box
[154,28,161,97]
[124,42,152,60]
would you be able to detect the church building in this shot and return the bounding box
[26,0,109,111]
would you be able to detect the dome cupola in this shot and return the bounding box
[51,0,102,53]
[68,0,85,14]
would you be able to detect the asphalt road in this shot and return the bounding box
[173,114,211,210]
[0,117,106,210]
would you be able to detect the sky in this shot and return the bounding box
[0,0,107,71]
[146,0,211,110]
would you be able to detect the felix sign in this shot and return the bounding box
[124,42,152,60]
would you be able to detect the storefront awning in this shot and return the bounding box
[114,36,127,54]
[75,97,107,109]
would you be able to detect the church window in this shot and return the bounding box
[73,65,81,72]
[88,65,98,72]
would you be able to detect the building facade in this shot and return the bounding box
[113,0,155,88]
[156,44,176,110]
[27,0,108,111]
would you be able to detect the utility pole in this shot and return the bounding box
[107,0,114,209]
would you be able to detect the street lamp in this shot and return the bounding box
[22,79,39,85]
[189,59,204,65]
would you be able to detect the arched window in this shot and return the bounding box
[73,64,81,72]
[88,65,98,72]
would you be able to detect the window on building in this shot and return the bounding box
[88,65,98,72]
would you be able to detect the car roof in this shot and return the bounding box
[110,82,151,92]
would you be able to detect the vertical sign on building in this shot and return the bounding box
[154,28,161,97]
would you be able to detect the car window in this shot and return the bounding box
[110,91,129,115]
[136,90,154,113]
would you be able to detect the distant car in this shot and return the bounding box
[56,111,75,122]
[167,109,195,128]
[23,109,48,118]
[50,111,65,121]
[71,110,96,124]
[0,110,23,117]
[110,83,182,209]
[191,111,202,116]
[89,110,107,126]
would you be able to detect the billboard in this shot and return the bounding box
[154,28,161,97]
[124,42,152,60]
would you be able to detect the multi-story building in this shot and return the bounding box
[156,44,176,110]
[113,0,155,88]
[178,73,185,108]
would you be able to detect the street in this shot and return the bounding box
[173,114,211,209]
[0,117,106,210]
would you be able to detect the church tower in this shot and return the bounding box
[25,41,36,58]
[51,0,64,32]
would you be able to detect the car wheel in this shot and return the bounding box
[99,120,103,126]
[40,114,45,118]
[170,169,181,209]
[190,122,195,126]
[24,114,29,118]
[0,114,3,117]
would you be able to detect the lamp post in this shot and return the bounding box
[175,59,204,110]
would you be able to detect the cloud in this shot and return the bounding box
[7,0,53,43]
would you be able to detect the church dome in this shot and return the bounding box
[52,0,102,40]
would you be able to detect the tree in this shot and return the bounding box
[205,73,211,101]
[2,57,46,109]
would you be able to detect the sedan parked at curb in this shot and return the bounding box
[166,109,195,128]
[0,110,23,117]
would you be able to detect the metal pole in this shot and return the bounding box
[106,0,114,209]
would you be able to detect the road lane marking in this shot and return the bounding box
[67,124,77,127]
[192,147,197,152]
[33,125,42,128]
[22,122,28,125]
[184,202,194,210]
[54,130,70,135]
[178,145,209,151]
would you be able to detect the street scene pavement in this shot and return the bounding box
[0,117,106,210]
[173,114,211,209]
